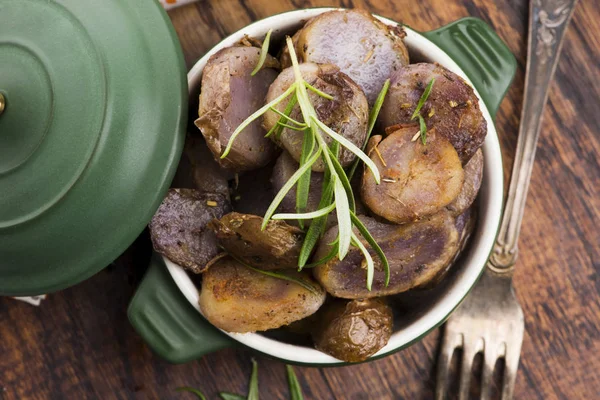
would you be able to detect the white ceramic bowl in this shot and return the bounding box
[166,8,503,365]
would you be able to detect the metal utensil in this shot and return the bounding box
[435,1,578,399]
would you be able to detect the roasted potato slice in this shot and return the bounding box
[210,212,304,270]
[379,63,487,163]
[294,9,409,105]
[195,46,280,172]
[263,63,368,172]
[447,148,483,216]
[149,189,231,273]
[199,256,326,333]
[361,126,464,224]
[313,212,460,298]
[312,298,393,362]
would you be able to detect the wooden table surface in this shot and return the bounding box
[1,0,598,399]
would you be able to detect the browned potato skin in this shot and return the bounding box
[149,189,231,274]
[361,126,464,224]
[210,212,304,270]
[199,256,326,333]
[294,9,409,105]
[447,148,483,216]
[195,46,280,172]
[313,212,460,299]
[312,298,393,362]
[379,63,487,164]
[263,63,368,172]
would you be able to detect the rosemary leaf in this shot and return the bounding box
[297,179,334,268]
[411,78,435,120]
[272,203,335,220]
[303,241,338,268]
[304,81,334,100]
[350,212,390,286]
[327,146,355,213]
[219,393,245,400]
[277,121,306,131]
[222,84,296,159]
[265,94,298,139]
[296,127,315,226]
[262,148,322,230]
[268,106,305,127]
[251,28,273,76]
[418,114,427,145]
[286,365,304,400]
[247,359,259,400]
[176,387,207,400]
[351,232,374,290]
[334,178,352,259]
[313,117,380,184]
[348,79,390,180]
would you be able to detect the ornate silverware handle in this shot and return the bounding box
[488,0,578,274]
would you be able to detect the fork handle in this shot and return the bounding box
[488,0,578,275]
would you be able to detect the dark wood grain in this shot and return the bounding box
[1,0,598,399]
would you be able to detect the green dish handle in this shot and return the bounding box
[127,254,237,363]
[422,17,517,119]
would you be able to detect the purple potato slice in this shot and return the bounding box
[313,211,460,299]
[361,126,464,224]
[195,46,280,172]
[379,63,487,164]
[149,189,231,273]
[447,148,483,216]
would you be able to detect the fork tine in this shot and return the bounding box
[435,332,460,400]
[458,336,483,400]
[501,345,522,400]
[480,342,499,400]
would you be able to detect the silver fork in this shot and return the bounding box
[435,1,578,399]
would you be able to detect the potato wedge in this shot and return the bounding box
[313,212,460,298]
[195,46,280,172]
[447,148,483,216]
[294,9,409,105]
[312,298,393,362]
[199,256,326,332]
[210,212,304,270]
[379,63,487,163]
[361,126,464,224]
[263,63,368,172]
[149,189,231,273]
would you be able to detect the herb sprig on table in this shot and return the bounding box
[221,35,391,290]
[177,360,304,400]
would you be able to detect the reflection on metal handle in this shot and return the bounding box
[487,0,578,275]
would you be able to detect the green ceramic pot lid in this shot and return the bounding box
[0,0,187,295]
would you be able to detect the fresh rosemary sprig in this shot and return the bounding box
[251,29,273,76]
[177,361,304,400]
[411,78,435,145]
[221,36,388,290]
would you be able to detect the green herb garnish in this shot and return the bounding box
[222,36,388,290]
[247,359,259,400]
[219,393,246,400]
[176,387,207,400]
[411,78,435,145]
[286,365,304,400]
[251,29,273,76]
